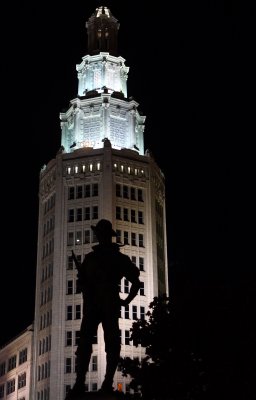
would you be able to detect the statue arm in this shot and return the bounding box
[120,277,141,306]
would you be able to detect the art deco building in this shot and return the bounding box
[31,6,168,400]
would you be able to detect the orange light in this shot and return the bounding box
[117,383,122,392]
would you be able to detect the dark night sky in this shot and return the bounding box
[1,4,255,388]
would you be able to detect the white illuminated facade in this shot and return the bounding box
[31,6,169,400]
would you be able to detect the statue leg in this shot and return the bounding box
[101,311,121,391]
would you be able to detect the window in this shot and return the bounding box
[68,187,75,200]
[131,209,136,223]
[85,185,91,197]
[8,355,16,371]
[92,206,98,219]
[6,379,15,395]
[0,362,5,377]
[125,305,129,319]
[116,230,121,244]
[75,231,82,245]
[67,305,73,320]
[139,257,144,271]
[125,330,130,345]
[75,331,80,346]
[84,229,90,244]
[68,209,74,222]
[116,206,122,220]
[75,304,81,319]
[140,306,145,320]
[132,305,137,320]
[76,185,83,198]
[65,358,72,374]
[124,231,129,245]
[92,356,97,371]
[76,208,83,221]
[131,232,136,246]
[67,280,73,295]
[124,279,129,294]
[116,184,122,197]
[18,372,26,389]
[138,189,143,201]
[123,208,129,221]
[67,255,73,269]
[92,184,98,196]
[130,187,136,200]
[92,230,97,243]
[19,348,27,364]
[131,256,136,266]
[139,234,144,247]
[140,282,145,296]
[0,384,4,398]
[123,185,129,198]
[92,383,98,392]
[66,331,72,346]
[65,385,71,397]
[67,232,74,246]
[138,211,144,224]
[84,207,90,220]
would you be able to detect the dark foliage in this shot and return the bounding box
[120,295,207,399]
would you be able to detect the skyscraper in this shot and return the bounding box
[31,6,168,399]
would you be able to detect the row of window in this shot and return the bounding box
[37,388,49,400]
[116,184,144,201]
[66,162,145,177]
[68,184,99,200]
[43,216,55,236]
[65,355,97,374]
[39,310,52,330]
[38,335,51,355]
[66,162,101,175]
[67,183,144,202]
[0,373,26,397]
[113,163,145,177]
[38,361,50,381]
[42,238,54,259]
[116,207,144,224]
[41,263,53,283]
[116,230,145,247]
[68,206,99,222]
[43,194,55,215]
[40,286,53,306]
[67,229,145,248]
[0,349,27,377]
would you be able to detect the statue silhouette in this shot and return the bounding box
[66,219,141,399]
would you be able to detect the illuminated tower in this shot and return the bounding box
[31,6,168,400]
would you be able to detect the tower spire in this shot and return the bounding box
[86,6,120,56]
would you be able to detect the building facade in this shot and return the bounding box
[0,325,33,400]
[30,6,168,400]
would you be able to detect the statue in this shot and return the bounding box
[66,219,141,399]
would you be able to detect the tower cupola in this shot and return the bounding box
[86,6,120,56]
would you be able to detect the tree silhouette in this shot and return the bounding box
[120,295,207,399]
